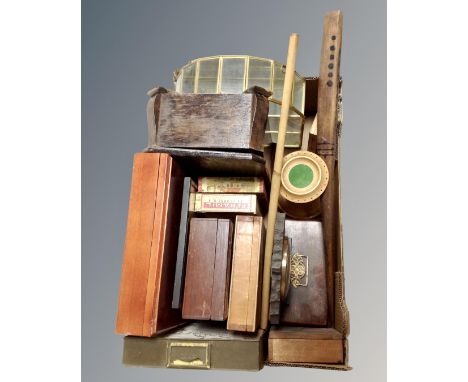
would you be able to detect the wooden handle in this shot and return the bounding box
[260,33,299,330]
[317,10,343,326]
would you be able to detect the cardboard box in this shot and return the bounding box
[119,60,350,369]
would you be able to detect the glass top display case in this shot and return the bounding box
[173,55,306,147]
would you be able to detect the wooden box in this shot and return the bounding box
[147,91,269,152]
[227,216,264,332]
[182,218,233,321]
[268,327,344,365]
[197,177,268,210]
[115,153,185,337]
[280,219,328,326]
[123,322,265,371]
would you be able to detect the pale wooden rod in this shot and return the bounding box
[260,33,299,330]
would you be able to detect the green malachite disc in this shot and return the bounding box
[288,164,313,189]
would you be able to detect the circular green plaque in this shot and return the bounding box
[288,164,314,189]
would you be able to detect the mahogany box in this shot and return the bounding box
[115,153,185,337]
[280,219,328,326]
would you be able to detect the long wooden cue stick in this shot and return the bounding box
[260,33,299,330]
[317,10,343,326]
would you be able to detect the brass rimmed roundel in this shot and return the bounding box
[280,150,329,203]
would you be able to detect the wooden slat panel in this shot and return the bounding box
[228,216,263,332]
[211,219,233,321]
[150,154,185,334]
[228,216,253,331]
[246,217,262,331]
[143,154,171,336]
[182,218,218,319]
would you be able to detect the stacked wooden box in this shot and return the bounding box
[115,86,274,369]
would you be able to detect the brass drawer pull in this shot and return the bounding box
[166,342,211,369]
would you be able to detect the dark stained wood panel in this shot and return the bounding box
[182,218,233,321]
[182,218,218,320]
[211,219,234,321]
[269,213,286,325]
[280,220,328,326]
[155,92,268,152]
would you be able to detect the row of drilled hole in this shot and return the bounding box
[326,35,337,87]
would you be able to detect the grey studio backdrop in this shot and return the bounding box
[82,0,386,381]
